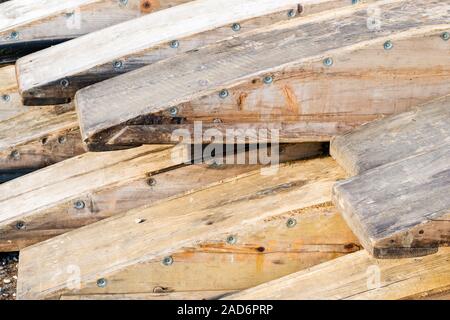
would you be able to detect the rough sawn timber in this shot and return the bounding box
[0,104,85,178]
[0,143,324,251]
[225,247,450,300]
[331,103,450,258]
[330,95,450,176]
[0,0,184,64]
[16,0,334,104]
[74,0,450,148]
[17,157,346,299]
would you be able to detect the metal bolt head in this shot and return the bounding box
[74,200,85,210]
[113,60,123,70]
[10,31,19,40]
[1,94,10,102]
[170,40,180,48]
[286,218,297,228]
[60,79,70,88]
[226,235,237,245]
[384,40,393,50]
[219,89,229,99]
[119,0,128,6]
[263,76,273,84]
[162,256,173,266]
[231,23,241,32]
[287,9,296,18]
[442,32,450,41]
[15,221,25,230]
[10,150,20,160]
[169,106,178,116]
[96,278,107,288]
[352,0,360,4]
[323,57,333,67]
[147,178,157,186]
[58,136,67,144]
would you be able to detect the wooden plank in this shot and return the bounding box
[58,204,359,300]
[0,0,183,64]
[17,157,346,299]
[0,104,85,174]
[330,95,450,176]
[330,99,450,258]
[0,143,323,251]
[16,0,360,104]
[225,247,450,300]
[104,29,450,147]
[332,146,450,258]
[0,65,28,121]
[74,0,450,148]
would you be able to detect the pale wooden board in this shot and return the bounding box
[0,65,28,121]
[74,0,450,146]
[61,291,235,300]
[226,247,450,300]
[104,29,450,146]
[57,204,359,299]
[0,143,324,251]
[0,0,182,64]
[16,0,319,103]
[17,157,346,299]
[0,104,85,172]
[331,95,450,176]
[332,146,450,258]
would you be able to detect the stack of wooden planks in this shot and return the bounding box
[0,0,448,300]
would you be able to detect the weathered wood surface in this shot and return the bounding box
[331,95,450,176]
[16,0,327,104]
[0,65,28,122]
[226,247,450,300]
[61,291,235,300]
[74,0,450,148]
[0,104,85,175]
[0,143,324,251]
[58,204,359,300]
[0,0,179,64]
[333,145,450,258]
[17,157,346,299]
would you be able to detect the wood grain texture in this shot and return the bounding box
[0,0,176,64]
[0,143,324,251]
[331,95,450,176]
[16,0,317,103]
[58,204,359,300]
[0,65,28,121]
[17,157,346,299]
[74,0,450,147]
[332,146,450,258]
[0,104,85,173]
[225,247,450,300]
[61,291,235,300]
[104,29,450,147]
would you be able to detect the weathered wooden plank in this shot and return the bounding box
[17,157,346,299]
[16,0,362,104]
[58,204,359,300]
[0,65,27,121]
[332,146,450,258]
[0,104,85,174]
[331,95,450,176]
[74,0,450,148]
[0,0,183,64]
[226,247,450,300]
[0,143,323,251]
[61,291,234,300]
